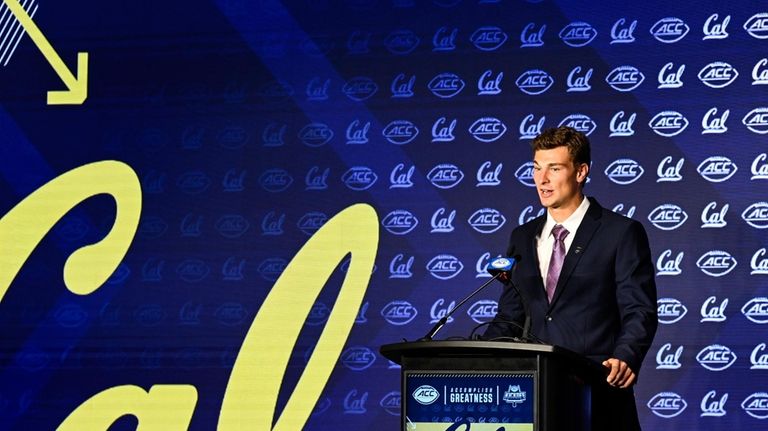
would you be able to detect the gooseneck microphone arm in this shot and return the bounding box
[419,272,504,341]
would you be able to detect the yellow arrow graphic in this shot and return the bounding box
[2,0,88,104]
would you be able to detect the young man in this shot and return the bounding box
[484,126,658,430]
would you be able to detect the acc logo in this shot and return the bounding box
[467,300,497,323]
[413,385,440,405]
[215,215,250,238]
[470,26,508,51]
[384,29,419,55]
[742,297,768,323]
[703,13,730,40]
[468,208,507,233]
[382,210,418,235]
[698,62,739,88]
[604,159,644,185]
[306,302,330,326]
[469,117,507,142]
[427,163,464,189]
[516,70,554,95]
[742,202,768,229]
[215,303,247,326]
[342,166,378,191]
[649,111,688,137]
[650,17,689,43]
[381,301,418,326]
[54,304,88,328]
[380,392,401,416]
[428,72,465,98]
[606,66,645,92]
[697,250,737,277]
[177,259,210,283]
[558,114,596,136]
[696,344,737,371]
[177,171,210,194]
[744,13,768,39]
[341,347,376,371]
[657,298,687,324]
[257,258,287,282]
[742,107,768,134]
[697,156,738,182]
[342,77,378,101]
[515,162,536,187]
[648,392,687,418]
[559,21,597,47]
[610,18,637,44]
[701,107,729,134]
[298,123,333,147]
[427,254,463,280]
[742,393,768,419]
[609,111,636,137]
[752,248,768,275]
[297,211,328,236]
[259,169,293,193]
[382,120,419,144]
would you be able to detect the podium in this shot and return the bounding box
[380,340,606,431]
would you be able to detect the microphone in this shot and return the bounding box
[419,256,518,341]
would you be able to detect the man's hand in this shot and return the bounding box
[602,358,636,389]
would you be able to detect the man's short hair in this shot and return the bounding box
[531,126,591,167]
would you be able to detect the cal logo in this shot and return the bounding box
[696,344,737,371]
[698,62,739,88]
[343,389,368,415]
[515,162,536,187]
[697,250,737,277]
[470,26,508,51]
[261,211,285,236]
[753,153,768,180]
[382,120,419,144]
[558,114,596,136]
[259,168,293,193]
[520,22,545,47]
[223,168,246,192]
[649,111,689,137]
[516,69,553,95]
[297,211,328,236]
[701,107,729,134]
[426,254,464,280]
[431,298,456,323]
[342,166,378,191]
[559,21,597,47]
[391,73,415,98]
[262,122,286,147]
[605,159,644,184]
[656,156,684,182]
[384,29,420,55]
[468,208,507,234]
[700,201,728,228]
[382,210,419,235]
[433,26,458,51]
[703,13,730,40]
[657,298,687,324]
[752,58,768,85]
[610,18,637,44]
[648,392,688,418]
[700,390,728,417]
[606,65,645,92]
[432,117,457,142]
[346,120,370,145]
[476,252,493,278]
[657,62,685,89]
[478,70,503,95]
[566,66,593,92]
[430,207,456,233]
[656,249,683,276]
[701,296,728,322]
[298,123,333,147]
[744,13,768,39]
[341,346,376,371]
[390,163,415,189]
[520,205,546,225]
[413,385,440,405]
[612,203,636,219]
[342,76,378,101]
[380,300,418,326]
[467,300,497,323]
[476,161,502,187]
[742,393,768,419]
[389,253,414,279]
[697,156,738,182]
[305,77,329,101]
[751,343,768,370]
[752,248,768,275]
[650,17,690,43]
[519,114,545,139]
[469,117,507,142]
[609,111,636,137]
[428,72,465,98]
[655,343,683,369]
[742,297,768,323]
[427,163,464,189]
[742,107,768,134]
[742,202,768,229]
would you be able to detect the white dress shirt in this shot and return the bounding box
[537,196,591,281]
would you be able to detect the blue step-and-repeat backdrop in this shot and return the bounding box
[1,0,767,429]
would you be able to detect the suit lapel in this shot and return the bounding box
[549,198,602,308]
[530,217,546,294]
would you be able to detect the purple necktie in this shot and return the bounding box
[546,224,569,303]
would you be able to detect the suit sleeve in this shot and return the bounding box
[611,220,658,374]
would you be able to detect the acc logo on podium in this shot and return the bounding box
[413,385,440,405]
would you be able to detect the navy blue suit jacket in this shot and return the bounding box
[485,197,658,374]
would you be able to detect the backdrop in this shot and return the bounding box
[1,0,767,429]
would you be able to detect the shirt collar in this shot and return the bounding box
[542,196,591,239]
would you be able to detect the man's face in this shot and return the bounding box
[532,146,588,210]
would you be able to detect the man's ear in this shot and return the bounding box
[576,163,589,183]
